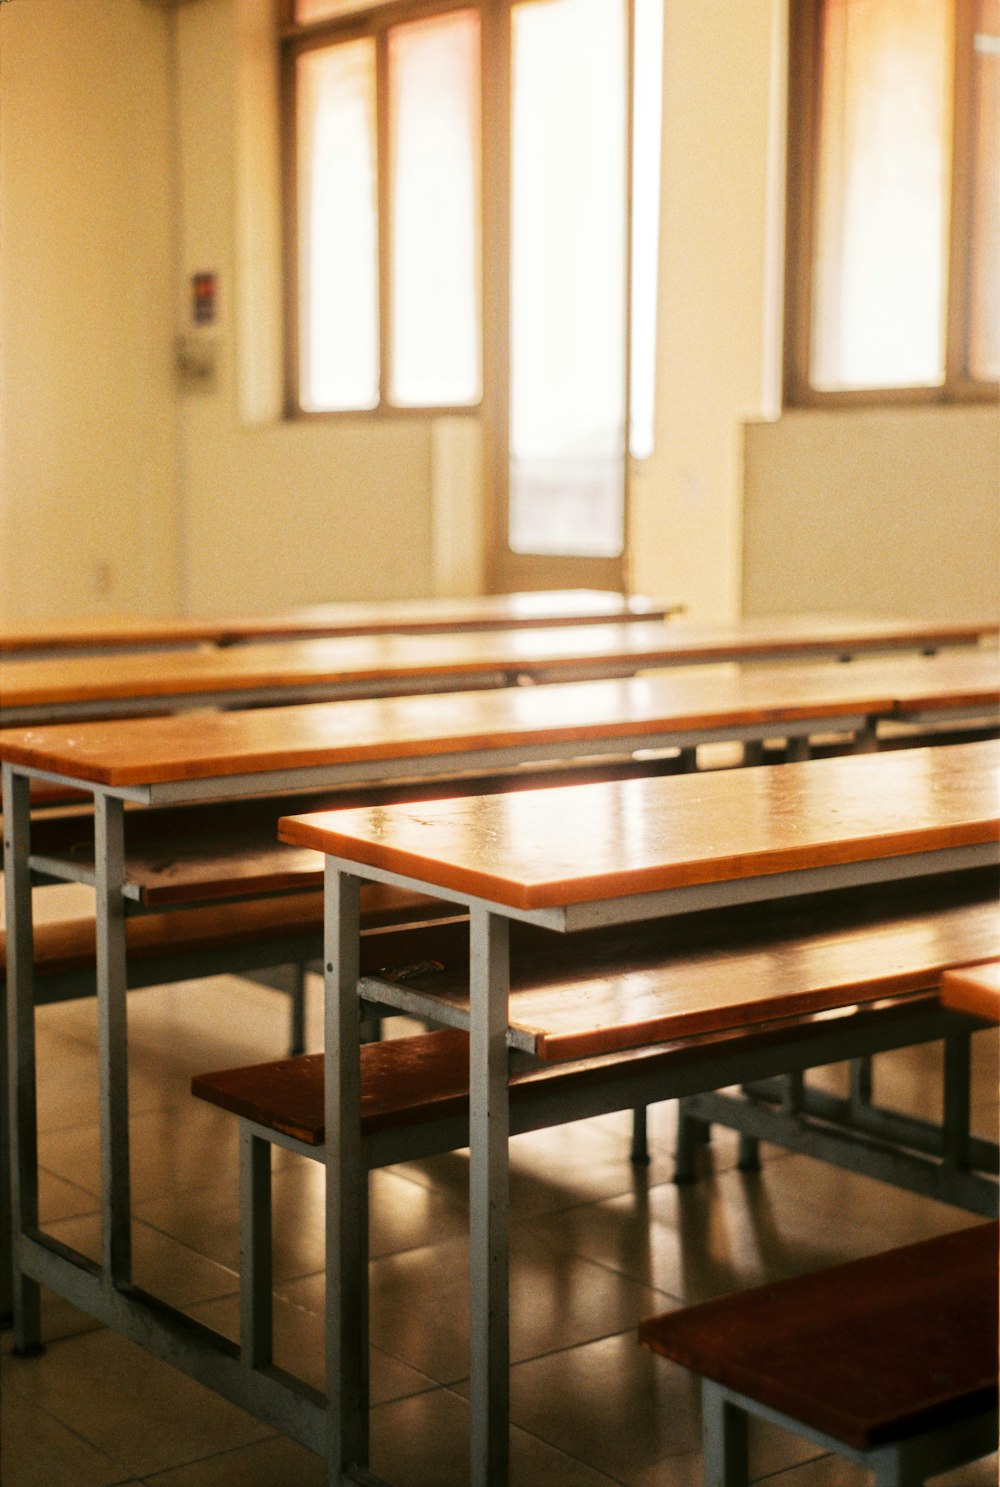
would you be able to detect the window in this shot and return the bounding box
[785,0,999,404]
[284,1,481,414]
[281,0,662,583]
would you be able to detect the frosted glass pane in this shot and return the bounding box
[509,0,627,558]
[969,0,1000,380]
[811,0,950,390]
[389,12,480,406]
[630,0,663,460]
[297,41,379,411]
[295,0,385,23]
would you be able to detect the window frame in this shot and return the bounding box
[784,0,999,408]
[279,0,485,419]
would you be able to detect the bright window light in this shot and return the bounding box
[508,0,628,558]
[297,40,379,412]
[811,0,951,390]
[388,11,481,407]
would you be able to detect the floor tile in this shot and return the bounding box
[134,1159,468,1284]
[138,1435,325,1486]
[1,1328,273,1479]
[0,1358,137,1487]
[186,1288,439,1404]
[369,1384,624,1487]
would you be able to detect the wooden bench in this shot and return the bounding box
[941,960,1000,1023]
[188,872,1000,1389]
[3,614,995,725]
[1,885,465,1055]
[639,1223,999,1487]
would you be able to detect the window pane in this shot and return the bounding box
[297,41,379,411]
[388,12,481,407]
[630,0,663,460]
[811,0,951,390]
[969,0,1000,380]
[294,0,385,23]
[509,0,627,558]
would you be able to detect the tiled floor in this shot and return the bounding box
[2,949,997,1486]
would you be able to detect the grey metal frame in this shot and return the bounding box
[699,1377,998,1487]
[3,713,999,1479]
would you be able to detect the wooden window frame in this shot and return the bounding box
[279,0,485,420]
[784,0,999,408]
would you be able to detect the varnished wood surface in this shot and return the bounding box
[940,960,1000,1022]
[639,1223,999,1452]
[0,883,462,983]
[190,994,939,1146]
[0,590,676,655]
[369,870,1000,1058]
[279,739,1000,911]
[1,614,995,718]
[25,760,681,906]
[2,651,996,787]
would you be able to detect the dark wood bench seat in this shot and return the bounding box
[639,1223,998,1485]
[0,884,464,1004]
[357,869,1000,1061]
[191,871,999,1140]
[188,994,962,1153]
[18,756,679,906]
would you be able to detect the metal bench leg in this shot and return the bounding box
[737,1133,761,1172]
[630,1106,650,1164]
[4,764,42,1353]
[240,1129,273,1370]
[943,1031,972,1172]
[469,906,511,1487]
[871,1448,926,1487]
[702,1382,750,1487]
[674,1100,711,1184]
[325,867,369,1485]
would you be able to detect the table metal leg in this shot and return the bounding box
[469,906,511,1487]
[702,1382,750,1487]
[240,1128,273,1370]
[94,793,132,1288]
[3,764,42,1351]
[325,866,369,1485]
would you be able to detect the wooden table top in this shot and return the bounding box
[378,873,1000,1058]
[2,652,995,788]
[0,590,677,656]
[939,960,1000,1022]
[278,739,1000,911]
[1,615,995,725]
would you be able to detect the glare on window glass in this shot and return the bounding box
[509,0,627,558]
[294,0,378,22]
[297,40,379,412]
[388,12,481,407]
[811,0,951,390]
[630,0,663,461]
[968,0,999,381]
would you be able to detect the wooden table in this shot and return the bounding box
[0,589,679,658]
[4,735,997,1486]
[940,961,1000,1022]
[1,613,995,726]
[274,740,1000,1486]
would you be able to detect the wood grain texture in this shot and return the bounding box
[1,651,995,787]
[279,739,1000,910]
[1,614,994,717]
[0,884,464,984]
[191,992,945,1146]
[0,590,675,655]
[940,960,1000,1022]
[24,759,680,906]
[639,1223,999,1452]
[371,870,1000,1057]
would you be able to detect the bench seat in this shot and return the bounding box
[639,1223,998,1484]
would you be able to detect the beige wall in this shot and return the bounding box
[743,405,1000,620]
[172,0,437,613]
[629,0,787,621]
[1,0,994,626]
[0,0,180,624]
